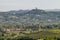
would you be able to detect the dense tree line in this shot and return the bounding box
[0,23,60,29]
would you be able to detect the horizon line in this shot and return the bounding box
[0,8,60,12]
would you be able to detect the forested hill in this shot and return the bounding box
[0,9,60,23]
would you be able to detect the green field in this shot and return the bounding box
[0,29,60,40]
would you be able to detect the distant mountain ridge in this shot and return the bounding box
[0,9,60,23]
[45,9,60,12]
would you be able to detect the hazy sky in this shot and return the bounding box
[0,0,60,11]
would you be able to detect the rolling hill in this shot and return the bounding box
[0,9,60,24]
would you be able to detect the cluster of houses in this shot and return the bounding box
[0,28,26,32]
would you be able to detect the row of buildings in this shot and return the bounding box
[0,28,26,32]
